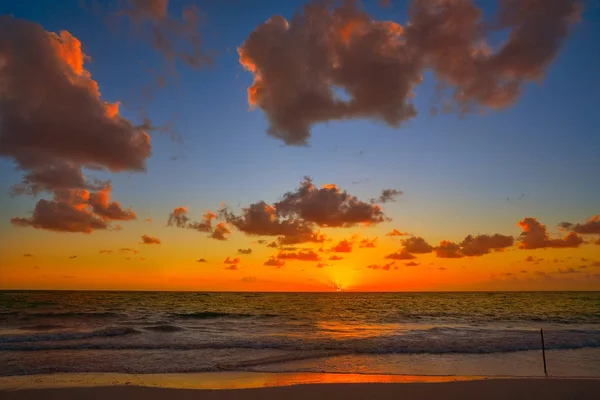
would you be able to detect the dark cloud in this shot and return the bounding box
[331,239,353,253]
[0,18,150,231]
[167,206,226,240]
[241,276,257,283]
[385,249,415,260]
[210,222,231,241]
[257,240,267,244]
[267,241,278,248]
[404,261,420,267]
[120,248,139,254]
[264,257,285,268]
[196,258,207,262]
[99,250,112,254]
[316,263,328,268]
[237,248,253,255]
[386,229,409,237]
[329,255,344,261]
[372,189,403,204]
[140,234,161,244]
[525,255,543,264]
[23,254,34,257]
[460,234,514,256]
[438,267,447,271]
[518,217,584,249]
[238,0,580,144]
[359,237,378,248]
[521,270,528,274]
[220,177,388,243]
[121,0,212,69]
[223,257,240,265]
[402,236,433,254]
[434,241,463,258]
[591,261,600,268]
[277,249,321,262]
[560,215,600,235]
[69,255,77,259]
[224,265,239,271]
[557,267,580,274]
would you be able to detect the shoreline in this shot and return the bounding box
[1,371,599,391]
[1,373,599,400]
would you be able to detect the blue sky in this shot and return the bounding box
[1,0,599,244]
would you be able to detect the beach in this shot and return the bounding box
[1,373,599,400]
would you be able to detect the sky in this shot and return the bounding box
[0,0,599,291]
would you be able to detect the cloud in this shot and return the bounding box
[241,276,257,283]
[438,267,447,271]
[331,239,353,253]
[69,255,77,259]
[144,217,152,223]
[367,261,396,271]
[329,255,343,261]
[120,248,139,254]
[316,263,328,268]
[224,265,239,271]
[460,234,514,256]
[121,0,212,69]
[372,189,403,204]
[23,253,34,257]
[0,20,150,232]
[434,241,463,258]
[140,234,161,244]
[359,237,378,248]
[525,255,543,264]
[210,222,231,241]
[404,261,420,267]
[556,267,580,274]
[386,229,409,237]
[560,215,600,235]
[99,250,112,254]
[267,242,278,248]
[237,248,253,255]
[224,257,240,265]
[220,177,388,243]
[518,217,583,249]
[385,248,415,260]
[264,257,285,267]
[277,249,321,262]
[402,236,433,254]
[196,258,207,262]
[238,1,580,145]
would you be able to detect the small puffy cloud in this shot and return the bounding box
[144,217,152,223]
[525,255,543,264]
[168,207,217,236]
[367,261,396,271]
[521,270,528,274]
[316,263,328,268]
[267,241,278,248]
[404,261,420,267]
[359,237,377,248]
[557,267,580,274]
[257,240,267,244]
[197,258,207,263]
[69,255,77,259]
[385,249,415,260]
[99,249,112,254]
[331,239,353,253]
[23,253,34,257]
[238,1,579,144]
[372,189,403,204]
[402,237,433,254]
[434,241,463,258]
[141,234,161,245]
[560,215,600,235]
[386,229,409,237]
[264,257,285,268]
[224,265,239,271]
[224,257,240,265]
[329,255,344,261]
[460,234,514,256]
[277,249,321,262]
[210,222,231,241]
[518,217,583,249]
[438,267,447,271]
[237,248,252,255]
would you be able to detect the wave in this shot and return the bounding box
[19,324,66,331]
[171,312,278,319]
[10,311,121,319]
[0,326,139,344]
[2,327,599,354]
[143,325,183,332]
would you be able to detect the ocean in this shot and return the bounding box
[1,291,599,377]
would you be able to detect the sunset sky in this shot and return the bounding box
[1,0,599,291]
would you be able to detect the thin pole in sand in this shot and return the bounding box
[540,328,548,376]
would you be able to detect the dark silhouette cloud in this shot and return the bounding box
[210,222,231,241]
[167,206,226,240]
[196,258,207,262]
[331,239,353,253]
[385,249,415,260]
[560,215,600,235]
[386,229,409,237]
[460,234,514,256]
[237,248,252,255]
[372,189,403,204]
[264,257,285,268]
[224,265,239,271]
[518,217,583,249]
[359,237,378,248]
[404,261,420,267]
[277,249,321,262]
[23,254,34,257]
[238,0,580,144]
[367,261,396,271]
[140,234,161,244]
[329,255,344,261]
[120,248,139,254]
[224,256,240,265]
[434,241,463,258]
[402,236,433,254]
[316,263,328,268]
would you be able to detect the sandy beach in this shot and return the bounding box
[1,373,599,400]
